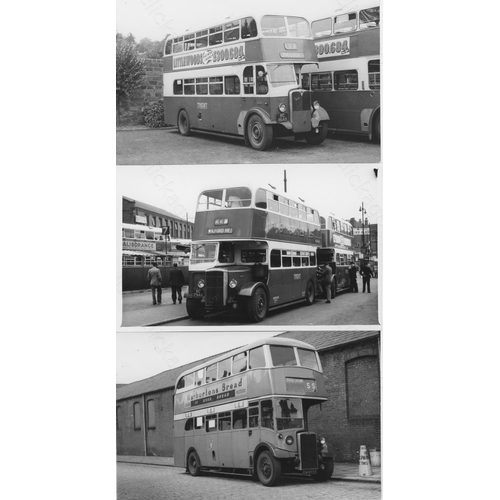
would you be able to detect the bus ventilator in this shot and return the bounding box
[358,445,373,477]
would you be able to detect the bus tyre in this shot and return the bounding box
[256,450,281,487]
[372,113,381,143]
[305,121,328,145]
[178,110,191,136]
[314,459,334,482]
[305,280,315,305]
[187,450,202,476]
[186,298,205,319]
[247,115,273,151]
[247,287,268,322]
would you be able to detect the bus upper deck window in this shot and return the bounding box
[286,16,311,38]
[226,187,251,207]
[249,346,266,369]
[359,7,380,29]
[334,13,357,34]
[261,16,287,37]
[241,17,257,38]
[270,345,297,367]
[255,188,267,209]
[297,348,320,370]
[165,39,172,55]
[224,21,240,42]
[312,18,332,38]
[209,25,223,45]
[233,352,247,373]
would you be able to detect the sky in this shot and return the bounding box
[116,0,352,42]
[117,164,381,226]
[117,330,282,383]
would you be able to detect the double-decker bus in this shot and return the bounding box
[163,11,330,150]
[173,337,334,486]
[302,1,380,142]
[317,216,355,295]
[186,185,321,322]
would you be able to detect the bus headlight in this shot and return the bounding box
[285,436,294,445]
[313,101,320,110]
[229,279,238,289]
[197,279,205,289]
[278,103,287,113]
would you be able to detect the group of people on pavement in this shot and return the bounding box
[146,262,185,306]
[317,260,375,302]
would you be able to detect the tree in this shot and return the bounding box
[136,37,164,58]
[116,43,146,125]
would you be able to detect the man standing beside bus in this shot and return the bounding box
[360,261,374,293]
[147,261,162,305]
[319,263,333,303]
[348,262,358,293]
[169,263,185,305]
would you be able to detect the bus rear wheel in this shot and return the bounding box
[372,113,381,143]
[187,450,202,476]
[314,459,334,482]
[247,287,268,322]
[256,451,281,487]
[305,121,328,145]
[247,115,273,151]
[186,298,205,319]
[305,280,315,305]
[178,110,191,136]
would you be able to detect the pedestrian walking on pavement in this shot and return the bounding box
[348,261,359,292]
[360,261,374,293]
[169,263,185,304]
[318,262,333,303]
[147,261,162,305]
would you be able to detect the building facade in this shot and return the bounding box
[116,331,380,462]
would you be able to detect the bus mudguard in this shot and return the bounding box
[238,108,273,138]
[253,442,295,460]
[311,107,329,129]
[237,282,268,298]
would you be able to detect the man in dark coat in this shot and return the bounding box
[318,263,333,303]
[169,263,185,304]
[147,261,162,305]
[348,262,358,293]
[360,261,374,293]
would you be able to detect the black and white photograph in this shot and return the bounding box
[116,0,381,164]
[117,164,381,328]
[117,330,381,498]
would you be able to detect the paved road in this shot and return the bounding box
[168,278,378,326]
[117,463,382,500]
[116,128,380,165]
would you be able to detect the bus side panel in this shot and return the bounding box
[173,422,185,467]
[267,269,294,307]
[197,96,241,135]
[313,91,379,134]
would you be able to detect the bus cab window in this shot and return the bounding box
[261,400,274,429]
[241,17,257,39]
[270,250,281,268]
[256,66,268,94]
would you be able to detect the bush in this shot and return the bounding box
[143,101,167,128]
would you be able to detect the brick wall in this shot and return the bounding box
[117,58,164,126]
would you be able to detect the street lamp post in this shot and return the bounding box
[359,203,367,259]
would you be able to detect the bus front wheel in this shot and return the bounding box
[314,459,334,482]
[187,450,202,476]
[186,298,205,320]
[256,451,281,487]
[247,287,268,322]
[247,115,273,151]
[305,280,315,305]
[305,121,328,145]
[178,110,191,136]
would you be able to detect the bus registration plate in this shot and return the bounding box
[277,113,288,123]
[285,377,317,393]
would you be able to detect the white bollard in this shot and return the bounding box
[359,445,373,476]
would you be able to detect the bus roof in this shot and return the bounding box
[312,0,380,20]
[175,336,317,383]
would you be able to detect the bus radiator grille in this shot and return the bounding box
[206,271,224,306]
[299,433,318,470]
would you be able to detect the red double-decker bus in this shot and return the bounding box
[302,2,380,142]
[173,337,334,486]
[163,11,330,150]
[186,185,321,322]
